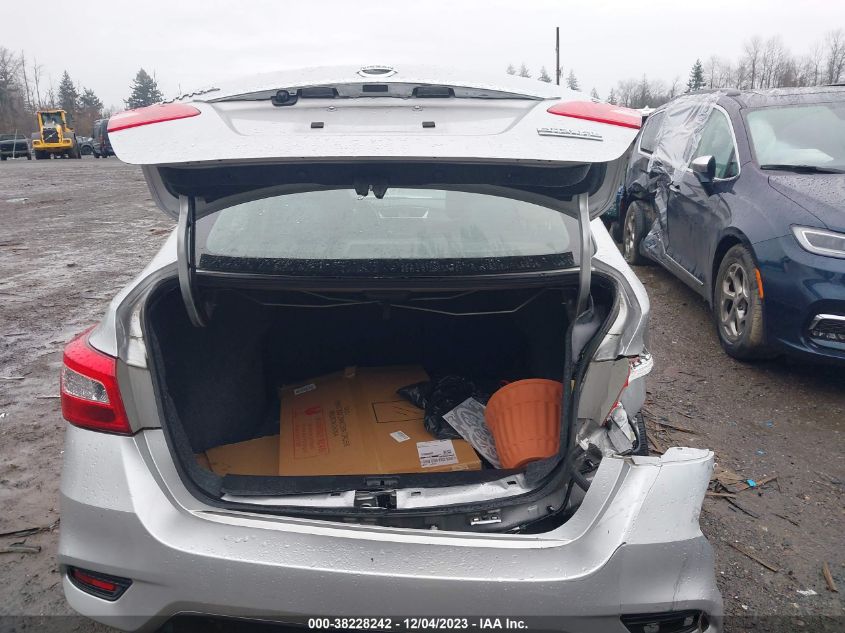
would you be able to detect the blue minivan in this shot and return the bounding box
[618,86,845,363]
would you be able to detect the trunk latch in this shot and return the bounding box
[354,490,397,510]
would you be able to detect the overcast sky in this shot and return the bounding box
[3,0,844,109]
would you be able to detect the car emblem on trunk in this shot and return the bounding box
[358,65,396,78]
[537,127,603,141]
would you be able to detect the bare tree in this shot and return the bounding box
[634,74,650,108]
[31,58,45,109]
[615,78,638,107]
[780,58,800,87]
[704,55,720,88]
[0,47,26,131]
[46,74,57,109]
[650,79,667,101]
[18,50,34,112]
[824,28,845,84]
[667,76,682,99]
[743,36,763,89]
[759,36,789,88]
[717,61,734,88]
[605,28,836,104]
[732,61,749,90]
[806,40,824,86]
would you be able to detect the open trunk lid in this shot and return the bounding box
[110,64,640,221]
[110,66,640,324]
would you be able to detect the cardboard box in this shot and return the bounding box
[203,434,279,476]
[279,366,482,476]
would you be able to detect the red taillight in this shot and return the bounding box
[61,329,131,435]
[73,569,116,592]
[108,103,200,133]
[547,101,642,129]
[68,567,131,600]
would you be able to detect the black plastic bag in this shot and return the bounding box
[398,376,490,440]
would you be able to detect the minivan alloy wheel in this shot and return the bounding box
[719,262,750,340]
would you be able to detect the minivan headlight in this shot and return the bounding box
[792,226,845,259]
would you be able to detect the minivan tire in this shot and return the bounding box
[713,244,773,360]
[622,202,649,265]
[609,220,623,243]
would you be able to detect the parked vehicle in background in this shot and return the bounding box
[619,86,845,364]
[600,184,626,241]
[32,109,81,159]
[77,136,94,155]
[92,119,114,157]
[0,133,32,160]
[601,108,653,241]
[57,65,720,632]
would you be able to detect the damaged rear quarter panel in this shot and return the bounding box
[546,446,714,548]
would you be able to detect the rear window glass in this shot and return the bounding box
[196,188,579,273]
[638,112,664,154]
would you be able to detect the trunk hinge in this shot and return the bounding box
[575,193,592,318]
[177,195,207,327]
[568,193,597,365]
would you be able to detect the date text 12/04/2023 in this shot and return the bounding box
[307,617,530,630]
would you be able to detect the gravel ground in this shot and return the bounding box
[0,158,842,632]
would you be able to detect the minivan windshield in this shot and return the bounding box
[196,188,579,273]
[747,101,845,171]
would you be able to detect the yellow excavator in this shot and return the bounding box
[31,109,81,159]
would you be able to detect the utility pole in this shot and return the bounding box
[555,27,561,85]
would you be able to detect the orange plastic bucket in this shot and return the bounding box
[485,379,563,469]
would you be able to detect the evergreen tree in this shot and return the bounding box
[79,88,103,114]
[506,63,516,75]
[686,59,705,92]
[590,87,600,100]
[565,69,579,91]
[538,66,552,83]
[57,70,78,120]
[518,63,531,78]
[125,68,163,108]
[607,88,618,105]
[76,87,104,133]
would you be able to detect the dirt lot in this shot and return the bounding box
[0,158,842,632]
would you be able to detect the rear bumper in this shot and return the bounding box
[58,427,722,632]
[756,236,845,364]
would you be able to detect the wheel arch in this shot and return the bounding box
[710,229,756,306]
